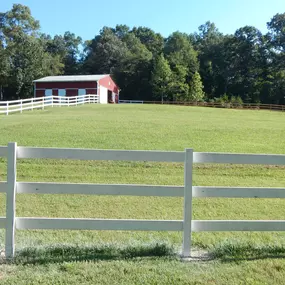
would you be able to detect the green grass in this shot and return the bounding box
[0,105,285,284]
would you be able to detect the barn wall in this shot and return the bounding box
[86,89,97,94]
[35,82,97,89]
[35,81,98,98]
[98,76,119,94]
[66,89,78,96]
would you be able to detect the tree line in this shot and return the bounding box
[1,4,285,104]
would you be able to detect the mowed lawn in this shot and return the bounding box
[0,104,285,284]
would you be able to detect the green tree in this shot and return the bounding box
[229,26,264,102]
[0,44,10,100]
[132,26,164,55]
[267,13,285,54]
[151,54,172,102]
[191,22,225,99]
[188,72,205,101]
[164,32,199,78]
[0,4,63,99]
[117,32,153,100]
[8,34,63,99]
[169,64,189,102]
[83,27,128,74]
[164,32,199,102]
[0,4,40,43]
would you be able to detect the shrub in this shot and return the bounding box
[230,96,243,108]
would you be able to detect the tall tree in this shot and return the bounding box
[164,32,199,101]
[168,64,189,101]
[117,33,153,100]
[188,72,205,102]
[151,54,172,102]
[0,43,10,100]
[0,4,63,99]
[191,22,225,99]
[132,27,164,55]
[164,32,199,78]
[267,13,285,54]
[229,26,264,102]
[83,27,128,75]
[0,4,40,43]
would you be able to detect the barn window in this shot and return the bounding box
[58,89,66,97]
[78,89,86,96]
[45,89,53,96]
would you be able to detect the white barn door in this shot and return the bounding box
[99,86,108,104]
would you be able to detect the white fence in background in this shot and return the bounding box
[0,143,285,258]
[0,95,99,115]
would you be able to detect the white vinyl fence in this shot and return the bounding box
[0,95,99,115]
[0,143,285,258]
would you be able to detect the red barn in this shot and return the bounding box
[33,74,119,103]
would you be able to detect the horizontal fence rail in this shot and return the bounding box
[0,146,7,157]
[0,182,6,193]
[194,152,285,165]
[16,182,184,197]
[0,218,6,229]
[0,142,284,258]
[141,100,285,112]
[16,218,183,231]
[193,186,285,198]
[119,100,144,104]
[192,221,285,232]
[0,95,99,115]
[17,147,185,162]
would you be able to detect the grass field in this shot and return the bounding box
[0,104,285,284]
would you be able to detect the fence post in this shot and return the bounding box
[42,97,45,110]
[6,102,9,115]
[20,100,23,114]
[5,142,17,258]
[182,148,193,257]
[31,98,34,111]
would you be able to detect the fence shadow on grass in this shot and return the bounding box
[3,242,285,265]
[211,243,285,263]
[3,243,175,265]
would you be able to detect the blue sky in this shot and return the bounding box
[2,0,285,41]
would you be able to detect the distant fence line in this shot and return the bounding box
[0,95,99,115]
[0,143,285,258]
[2,97,284,114]
[119,100,285,111]
[119,100,144,104]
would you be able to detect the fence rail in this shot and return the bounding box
[0,95,99,115]
[120,100,285,111]
[153,101,285,111]
[0,143,284,258]
[119,100,144,104]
